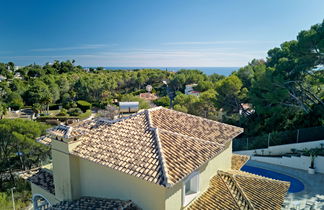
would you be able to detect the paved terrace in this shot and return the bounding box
[246,160,324,210]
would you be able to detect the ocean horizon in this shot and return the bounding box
[86,67,240,76]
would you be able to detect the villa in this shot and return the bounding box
[184,84,200,96]
[22,107,289,209]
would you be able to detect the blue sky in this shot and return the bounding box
[0,0,323,67]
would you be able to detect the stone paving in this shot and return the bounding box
[246,160,324,210]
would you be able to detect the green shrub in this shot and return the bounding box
[68,108,83,116]
[153,96,170,107]
[77,100,92,112]
[63,101,77,109]
[49,104,60,110]
[56,108,67,116]
[78,109,92,120]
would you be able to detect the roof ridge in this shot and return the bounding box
[147,107,226,146]
[218,171,255,210]
[218,173,244,210]
[229,170,290,185]
[151,127,171,187]
[158,128,224,147]
[96,111,145,124]
[145,109,153,128]
[64,126,73,138]
[159,107,243,132]
[146,109,171,187]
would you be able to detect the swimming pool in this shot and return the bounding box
[241,165,304,193]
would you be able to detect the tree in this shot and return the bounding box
[188,89,219,119]
[153,96,170,107]
[25,80,51,105]
[41,95,53,115]
[0,103,6,119]
[32,103,42,115]
[0,119,49,189]
[6,92,24,110]
[120,94,150,109]
[214,75,247,114]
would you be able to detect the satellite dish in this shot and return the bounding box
[146,85,152,92]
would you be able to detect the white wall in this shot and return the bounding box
[78,157,166,210]
[236,140,324,156]
[250,155,324,174]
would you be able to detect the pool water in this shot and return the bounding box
[241,165,304,193]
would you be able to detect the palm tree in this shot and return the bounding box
[32,103,42,115]
[0,103,6,119]
[41,96,53,115]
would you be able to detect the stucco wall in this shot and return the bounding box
[52,140,81,201]
[30,183,60,206]
[251,155,324,174]
[165,141,232,210]
[236,140,324,156]
[78,157,166,210]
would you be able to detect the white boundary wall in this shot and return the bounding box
[249,155,324,174]
[236,140,324,156]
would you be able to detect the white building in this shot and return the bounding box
[185,84,200,96]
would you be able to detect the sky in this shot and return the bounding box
[0,0,323,67]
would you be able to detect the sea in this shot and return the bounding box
[86,67,240,76]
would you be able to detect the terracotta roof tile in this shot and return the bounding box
[139,93,158,101]
[48,197,139,210]
[72,112,166,185]
[20,169,55,195]
[36,135,52,146]
[186,175,240,210]
[187,170,290,210]
[49,107,243,187]
[150,108,243,144]
[231,154,250,170]
[158,129,223,185]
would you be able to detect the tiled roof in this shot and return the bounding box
[231,154,250,170]
[150,108,243,145]
[48,197,139,210]
[139,92,158,101]
[36,135,52,146]
[158,129,223,184]
[47,121,90,140]
[20,168,55,195]
[187,170,290,210]
[56,107,243,187]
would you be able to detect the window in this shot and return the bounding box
[183,172,199,206]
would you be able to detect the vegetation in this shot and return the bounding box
[76,100,92,112]
[0,20,322,138]
[0,119,50,208]
[0,19,322,208]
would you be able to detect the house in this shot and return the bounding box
[184,84,200,96]
[0,75,6,82]
[22,107,289,210]
[139,92,158,101]
[239,103,255,116]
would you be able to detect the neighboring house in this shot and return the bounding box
[22,107,289,210]
[139,92,158,101]
[14,72,23,79]
[239,103,255,116]
[184,84,200,96]
[0,75,6,82]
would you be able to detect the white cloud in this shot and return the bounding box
[1,48,267,67]
[30,44,114,52]
[163,40,278,45]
